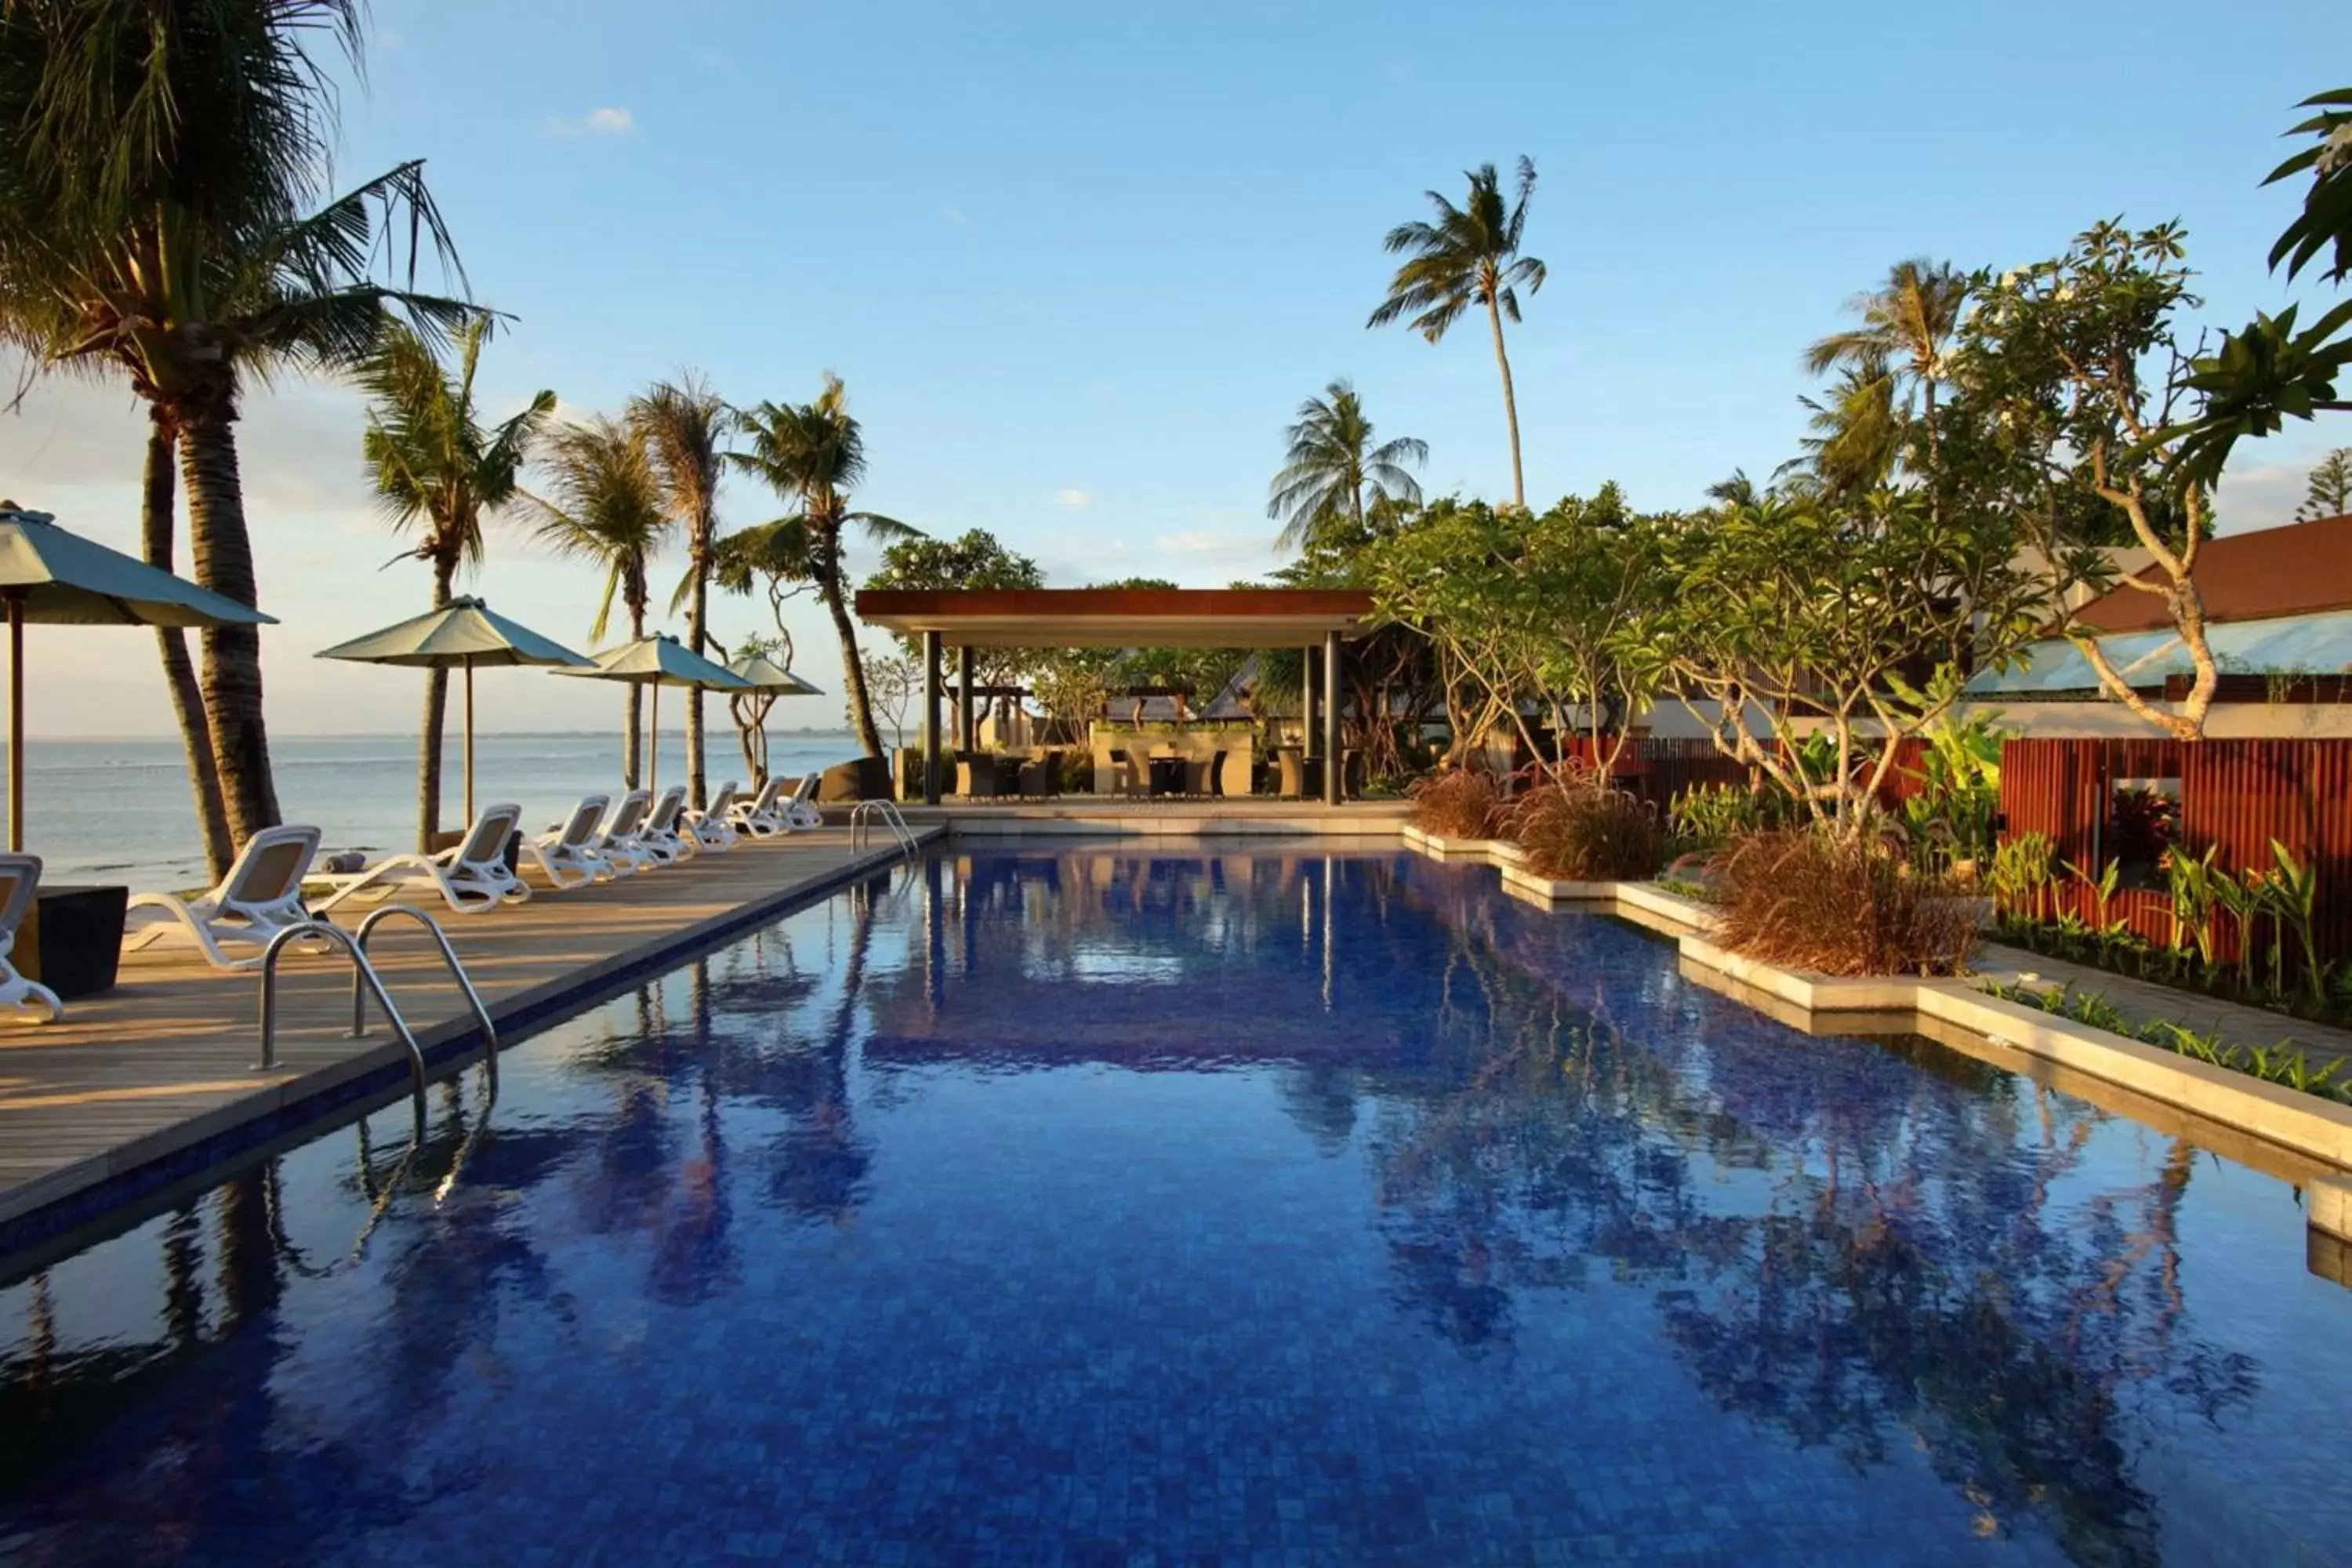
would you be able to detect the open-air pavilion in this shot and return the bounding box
[852,586,1377,806]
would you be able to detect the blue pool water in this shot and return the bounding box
[2,848,2349,1566]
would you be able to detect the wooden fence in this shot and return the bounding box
[1999,738,2352,964]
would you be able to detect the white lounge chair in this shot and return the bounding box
[686,782,740,853]
[124,824,323,971]
[727,776,791,838]
[593,790,656,875]
[313,804,528,916]
[524,794,613,888]
[636,786,693,866]
[0,855,62,1023]
[776,772,823,830]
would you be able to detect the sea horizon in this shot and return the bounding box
[14,731,871,891]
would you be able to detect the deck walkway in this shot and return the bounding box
[1973,941,2352,1072]
[0,828,920,1237]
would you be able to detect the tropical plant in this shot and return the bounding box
[1507,783,1666,881]
[724,632,789,786]
[1983,980,2350,1105]
[357,319,554,848]
[1803,258,1971,473]
[2297,448,2352,521]
[1951,222,2223,739]
[0,0,477,866]
[1779,355,1904,498]
[862,652,920,751]
[1265,379,1427,554]
[2165,844,2223,972]
[1989,831,2056,927]
[1367,157,1546,509]
[1896,695,2004,872]
[1667,783,1773,855]
[711,515,815,658]
[1367,490,1674,778]
[2257,840,2325,1003]
[1657,490,2045,835]
[1714,830,1980,978]
[524,416,673,788]
[633,373,730,809]
[729,375,918,759]
[1405,768,1508,840]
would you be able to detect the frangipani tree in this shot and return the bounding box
[1367,491,1673,778]
[1657,488,2045,836]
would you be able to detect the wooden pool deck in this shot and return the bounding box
[0,828,928,1241]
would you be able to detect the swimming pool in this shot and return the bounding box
[2,847,2347,1566]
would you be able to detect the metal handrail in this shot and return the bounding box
[849,798,917,855]
[257,920,428,1132]
[351,906,499,1092]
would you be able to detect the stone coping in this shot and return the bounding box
[1398,826,2352,1177]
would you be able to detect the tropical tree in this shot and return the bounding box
[1367,158,1546,510]
[712,515,815,659]
[1265,379,1427,553]
[0,0,477,861]
[1803,259,1971,471]
[728,375,917,759]
[1778,354,1903,498]
[1951,222,2224,739]
[357,319,554,849]
[525,417,673,788]
[2298,448,2352,520]
[862,530,1041,736]
[631,373,729,810]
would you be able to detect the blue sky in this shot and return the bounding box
[5,0,2350,735]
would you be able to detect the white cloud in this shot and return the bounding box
[942,204,967,225]
[1054,488,1093,510]
[546,106,636,138]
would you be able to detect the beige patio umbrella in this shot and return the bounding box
[723,651,824,784]
[0,503,277,851]
[558,633,751,794]
[315,597,593,827]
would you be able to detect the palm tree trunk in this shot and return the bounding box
[141,411,234,880]
[823,575,885,757]
[416,554,457,851]
[1487,296,1526,511]
[684,561,709,810]
[176,405,281,846]
[623,599,646,790]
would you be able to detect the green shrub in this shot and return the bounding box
[1508,783,1668,880]
[1714,829,1980,977]
[1980,979,2349,1103]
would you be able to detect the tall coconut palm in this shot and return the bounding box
[356,319,555,850]
[0,0,475,862]
[525,418,673,789]
[1265,379,1428,553]
[728,376,917,759]
[1367,157,1546,510]
[1803,258,1970,471]
[1776,354,1903,499]
[630,374,728,809]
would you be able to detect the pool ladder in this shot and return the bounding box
[848,798,918,856]
[255,906,499,1131]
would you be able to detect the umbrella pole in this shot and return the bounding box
[650,681,660,795]
[463,655,476,825]
[5,597,18,855]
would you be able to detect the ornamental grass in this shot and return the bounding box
[1406,768,1508,840]
[1508,782,1668,881]
[1714,829,1980,978]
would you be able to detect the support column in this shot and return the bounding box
[956,645,975,752]
[923,629,943,805]
[1301,644,1318,762]
[1323,630,1343,806]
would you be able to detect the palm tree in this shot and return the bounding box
[525,418,673,789]
[0,0,475,862]
[2296,448,2352,521]
[728,376,918,758]
[1367,157,1546,510]
[1803,258,1970,471]
[630,374,729,809]
[357,320,555,850]
[1777,355,1903,498]
[1265,379,1427,553]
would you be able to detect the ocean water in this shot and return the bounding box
[2,848,2347,1564]
[16,731,862,891]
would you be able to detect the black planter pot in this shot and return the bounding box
[18,884,129,999]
